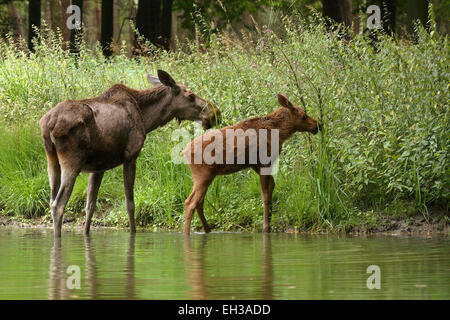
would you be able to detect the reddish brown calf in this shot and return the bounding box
[182,93,321,235]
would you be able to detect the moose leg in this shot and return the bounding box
[84,172,104,236]
[46,151,61,204]
[184,178,212,235]
[259,174,275,233]
[51,166,80,238]
[123,158,137,233]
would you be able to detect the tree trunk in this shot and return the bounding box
[70,0,84,54]
[82,0,93,45]
[43,0,52,29]
[407,0,429,34]
[60,0,71,48]
[28,0,41,52]
[96,1,101,41]
[129,1,137,51]
[101,0,114,57]
[322,0,352,27]
[49,0,62,33]
[379,0,396,35]
[135,0,173,51]
[160,0,173,50]
[8,2,24,40]
[135,0,161,47]
[113,0,120,43]
[367,1,397,47]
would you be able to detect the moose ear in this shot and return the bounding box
[157,70,177,88]
[147,74,161,86]
[277,93,294,110]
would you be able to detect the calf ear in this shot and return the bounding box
[277,93,294,110]
[147,74,161,86]
[157,70,177,88]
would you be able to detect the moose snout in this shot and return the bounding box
[202,113,220,129]
[202,120,212,129]
[312,123,322,134]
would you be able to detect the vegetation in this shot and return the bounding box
[0,8,448,232]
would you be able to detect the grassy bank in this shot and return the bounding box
[0,18,448,232]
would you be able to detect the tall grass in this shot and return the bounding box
[0,16,448,231]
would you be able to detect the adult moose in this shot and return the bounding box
[182,93,320,235]
[40,70,221,238]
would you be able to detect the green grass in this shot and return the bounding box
[0,15,448,232]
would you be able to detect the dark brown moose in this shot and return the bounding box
[182,93,320,235]
[40,70,221,238]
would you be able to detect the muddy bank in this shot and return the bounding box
[0,212,448,235]
[347,214,449,235]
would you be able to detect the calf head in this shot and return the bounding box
[277,93,321,134]
[148,70,221,129]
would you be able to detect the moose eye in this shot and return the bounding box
[189,93,195,101]
[302,113,308,120]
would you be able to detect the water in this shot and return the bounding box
[0,228,448,299]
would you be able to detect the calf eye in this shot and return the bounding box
[302,114,308,120]
[189,93,195,101]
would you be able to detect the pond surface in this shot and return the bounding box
[0,228,448,299]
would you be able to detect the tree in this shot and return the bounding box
[8,1,24,40]
[101,0,114,56]
[60,0,71,47]
[174,0,269,32]
[160,0,173,49]
[70,0,83,54]
[46,0,62,35]
[113,0,120,42]
[28,0,41,52]
[407,0,429,34]
[321,0,352,27]
[135,0,173,51]
[377,0,396,35]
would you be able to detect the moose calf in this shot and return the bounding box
[182,93,321,235]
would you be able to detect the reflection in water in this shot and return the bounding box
[48,238,68,300]
[84,237,98,299]
[261,234,273,299]
[5,231,445,300]
[49,234,137,299]
[125,234,136,300]
[183,234,275,300]
[184,235,209,299]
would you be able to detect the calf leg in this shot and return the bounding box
[184,191,196,235]
[84,172,104,236]
[184,178,213,235]
[196,199,210,233]
[51,165,80,238]
[123,158,137,233]
[259,174,275,233]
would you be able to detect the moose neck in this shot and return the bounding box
[133,86,178,133]
[267,109,298,143]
